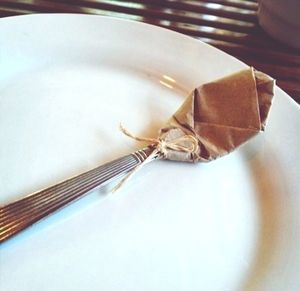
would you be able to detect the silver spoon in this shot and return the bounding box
[0,146,159,243]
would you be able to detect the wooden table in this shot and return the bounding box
[1,0,299,104]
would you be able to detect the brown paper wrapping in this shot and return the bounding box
[159,67,275,162]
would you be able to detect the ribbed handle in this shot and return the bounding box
[0,147,157,243]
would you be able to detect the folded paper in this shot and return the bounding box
[158,67,274,162]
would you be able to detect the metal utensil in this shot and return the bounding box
[0,147,159,243]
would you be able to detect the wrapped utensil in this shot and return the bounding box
[0,67,274,243]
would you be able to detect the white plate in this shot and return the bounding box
[0,14,300,291]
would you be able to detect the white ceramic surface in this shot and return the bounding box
[0,14,299,291]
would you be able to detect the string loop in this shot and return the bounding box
[112,124,199,193]
[120,124,199,158]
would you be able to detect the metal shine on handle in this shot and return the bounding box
[0,147,158,243]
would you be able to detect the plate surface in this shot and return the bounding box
[0,14,299,291]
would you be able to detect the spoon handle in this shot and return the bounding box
[0,147,158,243]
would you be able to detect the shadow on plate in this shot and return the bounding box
[240,144,289,290]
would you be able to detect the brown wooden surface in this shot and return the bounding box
[1,0,299,103]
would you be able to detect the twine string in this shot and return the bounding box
[112,124,199,193]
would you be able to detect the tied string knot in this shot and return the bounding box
[112,124,199,193]
[120,124,199,159]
